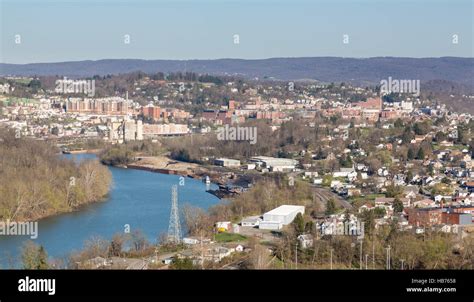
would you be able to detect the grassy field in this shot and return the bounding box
[432,144,467,151]
[215,232,247,243]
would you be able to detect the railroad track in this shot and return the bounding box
[312,186,353,210]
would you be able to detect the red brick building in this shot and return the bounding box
[356,97,382,111]
[380,110,401,120]
[202,110,233,125]
[142,105,161,120]
[256,111,285,120]
[66,98,128,115]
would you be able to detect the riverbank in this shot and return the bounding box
[65,144,240,199]
[129,156,203,176]
[110,155,244,199]
[67,148,102,154]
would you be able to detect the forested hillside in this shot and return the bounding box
[0,130,112,221]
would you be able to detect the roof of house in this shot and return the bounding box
[241,216,262,223]
[375,197,395,204]
[404,185,419,194]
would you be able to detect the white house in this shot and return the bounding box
[304,171,319,178]
[313,178,323,185]
[183,237,200,245]
[241,216,262,227]
[216,221,232,232]
[297,234,314,249]
[333,167,355,178]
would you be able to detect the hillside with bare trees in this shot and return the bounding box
[0,129,112,221]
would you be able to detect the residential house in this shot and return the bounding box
[297,234,314,249]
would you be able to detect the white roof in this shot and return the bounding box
[251,156,298,166]
[264,205,304,216]
[216,158,240,162]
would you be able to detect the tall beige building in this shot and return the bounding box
[124,119,143,141]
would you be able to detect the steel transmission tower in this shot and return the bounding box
[167,185,182,243]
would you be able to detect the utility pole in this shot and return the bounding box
[386,245,391,270]
[359,240,363,270]
[330,248,333,270]
[388,245,391,270]
[200,231,204,270]
[295,244,298,270]
[372,239,375,269]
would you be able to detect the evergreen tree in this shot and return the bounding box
[325,199,337,216]
[402,126,414,144]
[21,241,49,269]
[361,210,375,237]
[407,147,415,160]
[293,213,305,235]
[406,170,413,183]
[393,198,404,213]
[417,148,425,160]
[343,210,351,223]
[305,221,315,234]
[394,118,404,128]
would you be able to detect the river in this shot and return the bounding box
[0,153,220,268]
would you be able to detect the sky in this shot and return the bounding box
[0,0,473,64]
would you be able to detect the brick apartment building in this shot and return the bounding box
[142,104,161,120]
[407,207,473,227]
[66,98,128,115]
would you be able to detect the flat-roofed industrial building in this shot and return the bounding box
[259,205,305,230]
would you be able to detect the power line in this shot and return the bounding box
[167,185,182,243]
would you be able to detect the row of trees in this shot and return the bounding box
[99,140,165,166]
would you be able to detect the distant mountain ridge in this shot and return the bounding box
[1,57,473,88]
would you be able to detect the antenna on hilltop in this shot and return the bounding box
[167,185,182,243]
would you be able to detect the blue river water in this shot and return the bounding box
[0,153,220,268]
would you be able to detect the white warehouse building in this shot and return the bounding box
[259,205,305,230]
[214,158,241,168]
[250,156,298,172]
